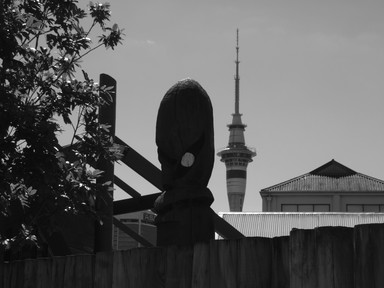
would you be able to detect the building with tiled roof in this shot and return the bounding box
[260,159,384,212]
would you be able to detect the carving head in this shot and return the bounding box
[156,79,214,191]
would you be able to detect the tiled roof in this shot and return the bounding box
[261,159,384,192]
[218,212,384,238]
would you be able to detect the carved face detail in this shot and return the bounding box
[156,79,214,191]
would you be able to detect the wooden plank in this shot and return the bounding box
[22,259,35,288]
[238,237,272,288]
[212,212,244,240]
[115,136,162,190]
[114,176,141,198]
[290,229,317,288]
[94,251,113,288]
[2,263,9,288]
[209,239,238,288]
[7,260,24,288]
[63,255,77,288]
[271,236,290,288]
[74,255,94,288]
[62,254,93,288]
[36,258,52,288]
[354,223,384,288]
[0,248,3,288]
[124,247,165,288]
[95,73,117,253]
[51,256,66,288]
[113,193,161,215]
[191,242,210,288]
[112,250,129,288]
[316,227,353,288]
[165,245,193,288]
[113,217,154,247]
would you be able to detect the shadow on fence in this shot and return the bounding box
[2,222,384,288]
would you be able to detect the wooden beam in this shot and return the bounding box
[212,211,244,239]
[114,175,141,198]
[113,193,161,215]
[115,137,162,190]
[112,217,154,247]
[94,73,116,252]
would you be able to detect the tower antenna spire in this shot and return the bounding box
[235,28,240,114]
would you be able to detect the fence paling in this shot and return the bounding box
[354,223,384,288]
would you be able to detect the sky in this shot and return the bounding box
[81,0,384,212]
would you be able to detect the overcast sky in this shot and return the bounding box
[82,0,384,212]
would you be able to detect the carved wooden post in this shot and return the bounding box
[155,78,215,246]
[94,74,116,252]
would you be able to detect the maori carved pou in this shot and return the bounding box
[155,78,215,245]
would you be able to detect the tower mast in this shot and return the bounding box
[235,28,240,115]
[217,29,256,212]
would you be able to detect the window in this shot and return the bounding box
[281,204,297,212]
[346,204,384,212]
[281,204,330,212]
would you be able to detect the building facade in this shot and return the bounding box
[113,211,156,250]
[217,29,256,212]
[260,159,384,212]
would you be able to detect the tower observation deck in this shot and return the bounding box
[217,29,256,212]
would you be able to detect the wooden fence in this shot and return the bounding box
[2,223,384,288]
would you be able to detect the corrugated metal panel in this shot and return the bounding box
[219,212,384,238]
[263,173,384,192]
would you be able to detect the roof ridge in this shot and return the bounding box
[261,172,311,192]
[355,172,384,184]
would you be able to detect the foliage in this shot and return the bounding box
[0,0,123,257]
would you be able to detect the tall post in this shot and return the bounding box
[94,74,116,252]
[155,78,215,246]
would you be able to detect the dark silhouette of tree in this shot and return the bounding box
[0,0,123,258]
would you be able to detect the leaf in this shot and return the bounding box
[102,181,112,186]
[82,70,90,82]
[27,187,37,196]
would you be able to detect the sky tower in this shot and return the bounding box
[217,29,256,212]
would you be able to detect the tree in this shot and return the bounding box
[0,0,123,259]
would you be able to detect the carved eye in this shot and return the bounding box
[181,152,195,167]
